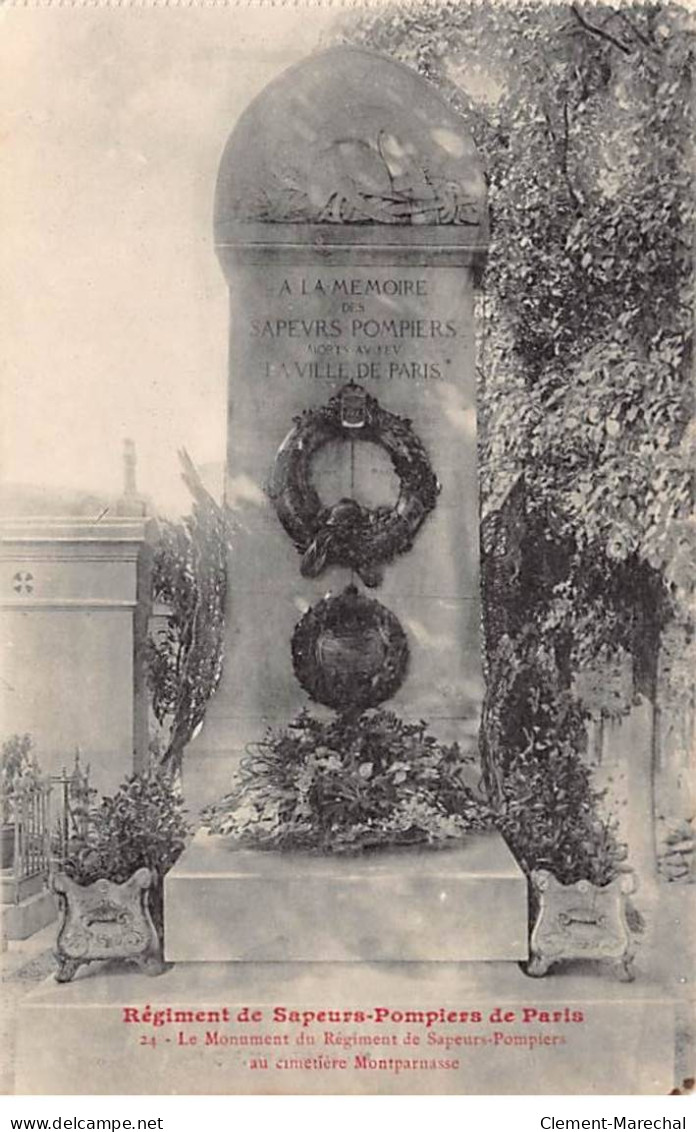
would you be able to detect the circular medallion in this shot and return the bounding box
[291,585,409,711]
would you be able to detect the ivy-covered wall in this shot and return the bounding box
[333,2,694,883]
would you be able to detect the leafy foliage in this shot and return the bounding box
[482,631,627,885]
[337,3,694,879]
[338,2,693,675]
[64,770,190,935]
[500,742,626,888]
[147,452,229,773]
[1,733,40,823]
[1,733,36,786]
[201,710,491,854]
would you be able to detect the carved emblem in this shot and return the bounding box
[292,585,409,712]
[12,571,34,594]
[53,868,164,982]
[236,130,481,227]
[340,383,368,429]
[526,869,636,981]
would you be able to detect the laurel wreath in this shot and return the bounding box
[267,384,439,588]
[291,585,409,712]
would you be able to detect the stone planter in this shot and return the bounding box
[1,823,15,870]
[53,867,165,983]
[526,869,636,981]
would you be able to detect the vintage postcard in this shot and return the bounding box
[1,0,693,1097]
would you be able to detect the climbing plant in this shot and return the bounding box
[338,2,693,651]
[336,3,694,873]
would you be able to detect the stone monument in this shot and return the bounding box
[188,45,490,811]
[167,45,527,963]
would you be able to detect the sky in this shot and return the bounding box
[1,6,339,515]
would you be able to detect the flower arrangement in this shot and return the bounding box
[201,709,491,854]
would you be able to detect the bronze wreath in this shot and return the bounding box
[267,383,440,588]
[291,585,409,712]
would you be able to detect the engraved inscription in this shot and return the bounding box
[249,272,464,386]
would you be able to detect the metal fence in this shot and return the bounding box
[50,753,93,867]
[2,753,92,905]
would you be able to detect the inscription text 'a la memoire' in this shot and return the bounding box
[278,278,429,298]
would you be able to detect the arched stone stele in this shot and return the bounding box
[188,46,488,810]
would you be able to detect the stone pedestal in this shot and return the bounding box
[164,832,528,963]
[15,961,677,1094]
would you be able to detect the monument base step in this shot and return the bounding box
[164,832,528,962]
[16,959,677,1094]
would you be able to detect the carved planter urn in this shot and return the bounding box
[53,867,165,983]
[526,868,637,981]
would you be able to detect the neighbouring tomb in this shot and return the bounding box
[0,515,151,794]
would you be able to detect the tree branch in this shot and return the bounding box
[561,101,571,175]
[545,97,583,215]
[570,5,632,55]
[617,10,656,51]
[561,102,583,215]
